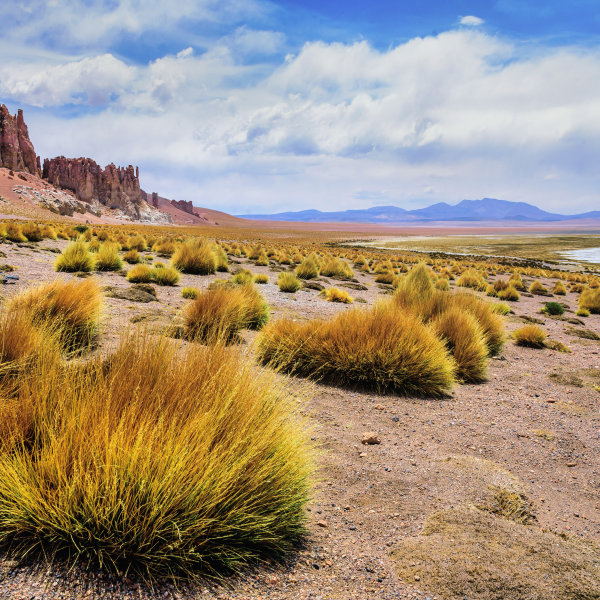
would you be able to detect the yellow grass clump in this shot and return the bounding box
[254,273,269,284]
[151,265,180,286]
[123,249,141,264]
[54,239,96,272]
[95,242,123,271]
[579,287,600,314]
[5,223,27,243]
[126,264,153,283]
[514,324,546,348]
[552,281,567,295]
[0,333,313,581]
[184,284,269,342]
[529,280,548,295]
[456,269,487,291]
[295,254,320,279]
[321,287,354,303]
[7,278,101,352]
[232,269,255,285]
[278,272,302,293]
[172,239,218,275]
[21,223,43,242]
[181,287,199,299]
[497,285,520,301]
[257,303,455,397]
[319,257,354,279]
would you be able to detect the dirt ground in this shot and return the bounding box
[0,238,598,600]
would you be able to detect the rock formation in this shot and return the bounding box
[170,199,199,216]
[0,105,39,175]
[42,156,164,221]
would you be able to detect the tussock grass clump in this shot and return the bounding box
[579,287,600,314]
[55,239,96,272]
[184,284,269,342]
[181,287,199,299]
[497,285,520,301]
[151,265,180,286]
[126,264,153,283]
[5,223,27,243]
[7,279,101,352]
[514,325,546,348]
[21,223,43,242]
[529,280,548,295]
[509,272,525,290]
[575,308,590,317]
[124,235,147,251]
[232,269,254,285]
[456,269,487,291]
[553,281,567,295]
[0,308,48,368]
[123,249,141,264]
[321,287,354,303]
[172,239,218,275]
[435,277,450,291]
[392,506,600,600]
[490,302,511,315]
[257,303,455,397]
[152,237,176,256]
[295,254,320,279]
[95,243,123,271]
[0,334,312,581]
[278,272,302,293]
[433,307,488,383]
[254,273,269,284]
[319,257,354,279]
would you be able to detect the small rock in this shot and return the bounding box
[316,520,328,528]
[566,462,578,467]
[414,574,421,581]
[361,432,381,445]
[546,398,556,403]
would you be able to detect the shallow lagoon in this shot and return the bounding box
[561,247,600,264]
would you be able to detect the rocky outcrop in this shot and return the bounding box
[41,156,167,221]
[0,105,39,175]
[171,199,199,216]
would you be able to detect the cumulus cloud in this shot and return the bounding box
[460,15,485,26]
[2,21,600,213]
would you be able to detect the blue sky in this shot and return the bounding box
[1,0,599,214]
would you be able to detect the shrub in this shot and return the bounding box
[433,307,488,383]
[254,274,269,284]
[497,285,520,301]
[126,264,153,283]
[579,287,600,314]
[0,333,312,581]
[151,265,180,286]
[514,325,546,348]
[55,239,96,272]
[184,284,269,342]
[295,254,320,279]
[123,249,141,264]
[95,243,123,271]
[181,287,199,299]
[257,303,455,397]
[322,287,354,303]
[543,301,565,316]
[172,239,217,275]
[73,224,88,234]
[553,281,567,295]
[7,279,101,352]
[278,272,302,293]
[232,269,254,285]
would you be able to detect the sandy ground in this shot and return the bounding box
[0,238,598,600]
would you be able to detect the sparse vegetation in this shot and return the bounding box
[514,324,546,348]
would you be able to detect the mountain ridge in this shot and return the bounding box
[237,198,600,223]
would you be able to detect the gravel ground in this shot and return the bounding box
[0,238,598,600]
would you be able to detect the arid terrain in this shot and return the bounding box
[0,224,598,600]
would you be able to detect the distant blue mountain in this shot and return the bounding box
[237,198,600,223]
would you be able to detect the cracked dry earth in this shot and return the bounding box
[0,238,599,600]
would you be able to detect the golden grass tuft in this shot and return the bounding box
[123,249,141,264]
[529,280,548,295]
[321,287,354,303]
[126,264,153,283]
[433,307,488,383]
[5,223,27,243]
[7,279,101,352]
[254,273,269,284]
[184,284,269,342]
[151,265,180,286]
[278,271,302,293]
[181,286,199,299]
[553,281,567,295]
[257,302,455,397]
[232,268,255,285]
[319,257,354,279]
[55,239,96,272]
[497,285,520,301]
[295,254,320,279]
[456,269,487,291]
[578,287,600,314]
[172,239,218,275]
[513,324,546,348]
[0,333,313,581]
[95,242,123,271]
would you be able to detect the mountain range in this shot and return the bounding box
[238,198,600,224]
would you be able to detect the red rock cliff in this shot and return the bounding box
[170,199,199,216]
[42,156,147,218]
[0,105,39,175]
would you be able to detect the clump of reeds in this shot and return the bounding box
[55,239,96,272]
[0,332,312,581]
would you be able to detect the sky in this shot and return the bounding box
[0,0,599,215]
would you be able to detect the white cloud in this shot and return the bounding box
[460,15,484,26]
[3,26,600,213]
